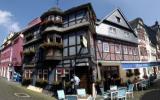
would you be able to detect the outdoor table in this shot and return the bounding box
[134,79,149,90]
[107,90,118,100]
[134,81,141,90]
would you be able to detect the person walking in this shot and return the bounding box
[72,74,80,94]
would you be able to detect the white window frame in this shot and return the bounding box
[103,42,109,52]
[43,69,48,80]
[109,27,116,33]
[128,47,133,55]
[123,46,128,54]
[38,69,42,79]
[115,45,121,53]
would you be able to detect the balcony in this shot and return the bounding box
[45,55,62,61]
[23,48,36,55]
[40,42,63,49]
[23,62,36,68]
[44,49,62,61]
[41,19,62,26]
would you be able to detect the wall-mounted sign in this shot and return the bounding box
[80,36,87,48]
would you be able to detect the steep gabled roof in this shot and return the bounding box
[144,25,157,45]
[129,18,144,29]
[65,3,96,18]
[97,8,136,37]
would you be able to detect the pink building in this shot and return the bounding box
[0,32,23,81]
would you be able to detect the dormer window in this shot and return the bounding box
[116,16,121,23]
[109,27,116,33]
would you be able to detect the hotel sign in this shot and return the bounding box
[81,36,87,48]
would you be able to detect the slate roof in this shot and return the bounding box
[144,25,157,45]
[129,17,144,29]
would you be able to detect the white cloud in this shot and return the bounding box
[0,10,20,33]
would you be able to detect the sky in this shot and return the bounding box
[0,0,160,44]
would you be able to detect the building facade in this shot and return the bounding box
[95,9,139,89]
[0,32,23,81]
[130,18,150,79]
[22,3,96,91]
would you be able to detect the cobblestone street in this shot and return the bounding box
[96,77,160,100]
[0,78,56,100]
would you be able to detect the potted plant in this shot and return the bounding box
[126,69,134,77]
[35,80,48,88]
[21,78,32,86]
[134,69,140,76]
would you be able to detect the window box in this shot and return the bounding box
[35,80,48,88]
[40,42,63,49]
[21,78,32,86]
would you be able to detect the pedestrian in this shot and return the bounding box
[72,74,80,94]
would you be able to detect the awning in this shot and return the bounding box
[121,62,160,69]
[121,63,149,69]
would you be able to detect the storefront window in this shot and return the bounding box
[25,70,29,78]
[43,69,48,80]
[38,69,43,79]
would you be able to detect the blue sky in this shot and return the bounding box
[0,0,159,44]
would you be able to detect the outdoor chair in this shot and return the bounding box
[100,87,110,99]
[126,84,134,98]
[77,88,92,100]
[117,87,127,100]
[110,85,118,98]
[110,85,117,91]
[139,80,147,91]
[57,90,78,100]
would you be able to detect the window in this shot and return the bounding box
[63,36,68,47]
[69,47,76,55]
[51,15,55,21]
[133,48,137,55]
[103,42,109,52]
[115,45,121,53]
[116,16,121,23]
[109,27,116,33]
[25,69,32,79]
[38,69,43,79]
[69,36,76,46]
[69,14,75,26]
[56,37,61,43]
[128,47,133,54]
[63,16,68,28]
[43,69,48,80]
[69,14,75,21]
[25,70,29,78]
[76,10,84,20]
[124,31,129,38]
[123,46,128,54]
[63,48,68,56]
[47,35,53,43]
[56,16,61,21]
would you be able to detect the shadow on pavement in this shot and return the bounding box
[140,90,160,100]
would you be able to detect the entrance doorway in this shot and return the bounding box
[75,66,91,93]
[101,66,120,90]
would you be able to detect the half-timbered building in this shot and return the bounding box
[22,3,96,92]
[95,9,139,88]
